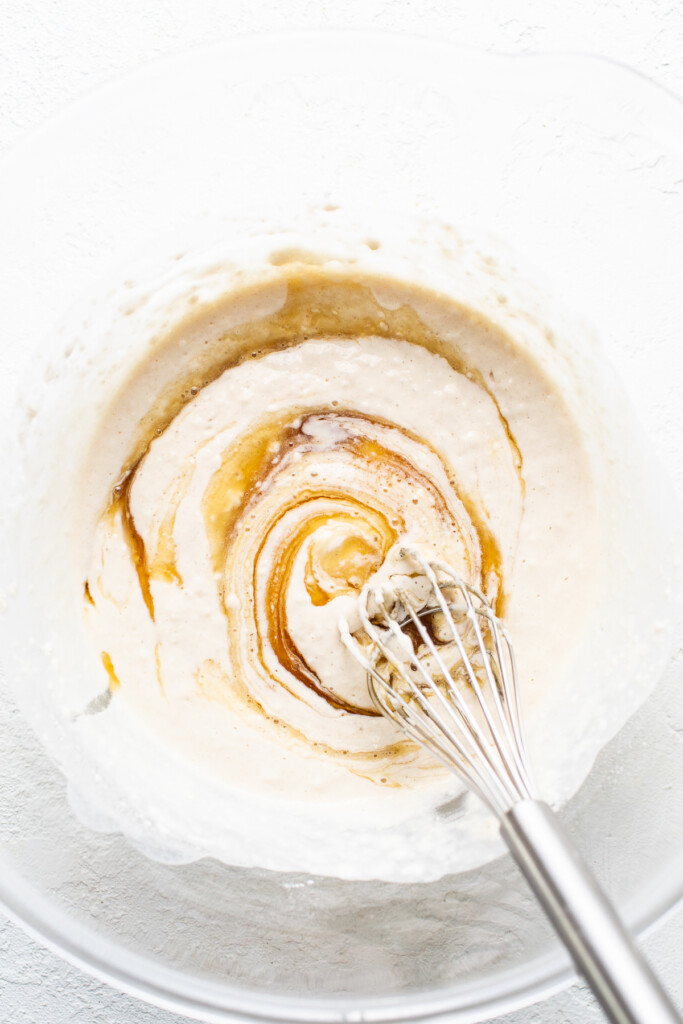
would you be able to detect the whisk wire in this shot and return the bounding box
[413,550,535,801]
[483,607,534,794]
[391,591,519,810]
[356,598,502,801]
[342,547,536,815]
[347,622,501,811]
[413,558,524,800]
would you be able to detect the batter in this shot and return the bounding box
[13,221,674,882]
[75,265,604,879]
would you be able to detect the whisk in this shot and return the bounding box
[340,547,681,1024]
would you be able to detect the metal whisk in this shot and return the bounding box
[340,548,681,1024]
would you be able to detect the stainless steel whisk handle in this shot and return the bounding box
[346,555,680,1021]
[501,800,682,1024]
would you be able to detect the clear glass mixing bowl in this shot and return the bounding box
[1,30,683,1024]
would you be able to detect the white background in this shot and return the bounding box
[1,2,682,1022]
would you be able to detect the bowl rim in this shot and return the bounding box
[2,847,682,1024]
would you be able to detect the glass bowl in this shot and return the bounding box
[1,29,683,1024]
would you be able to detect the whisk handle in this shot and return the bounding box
[501,800,681,1024]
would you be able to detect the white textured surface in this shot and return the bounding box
[1,1,683,1022]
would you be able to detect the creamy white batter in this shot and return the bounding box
[11,225,677,882]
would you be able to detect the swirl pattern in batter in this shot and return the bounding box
[79,268,598,876]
